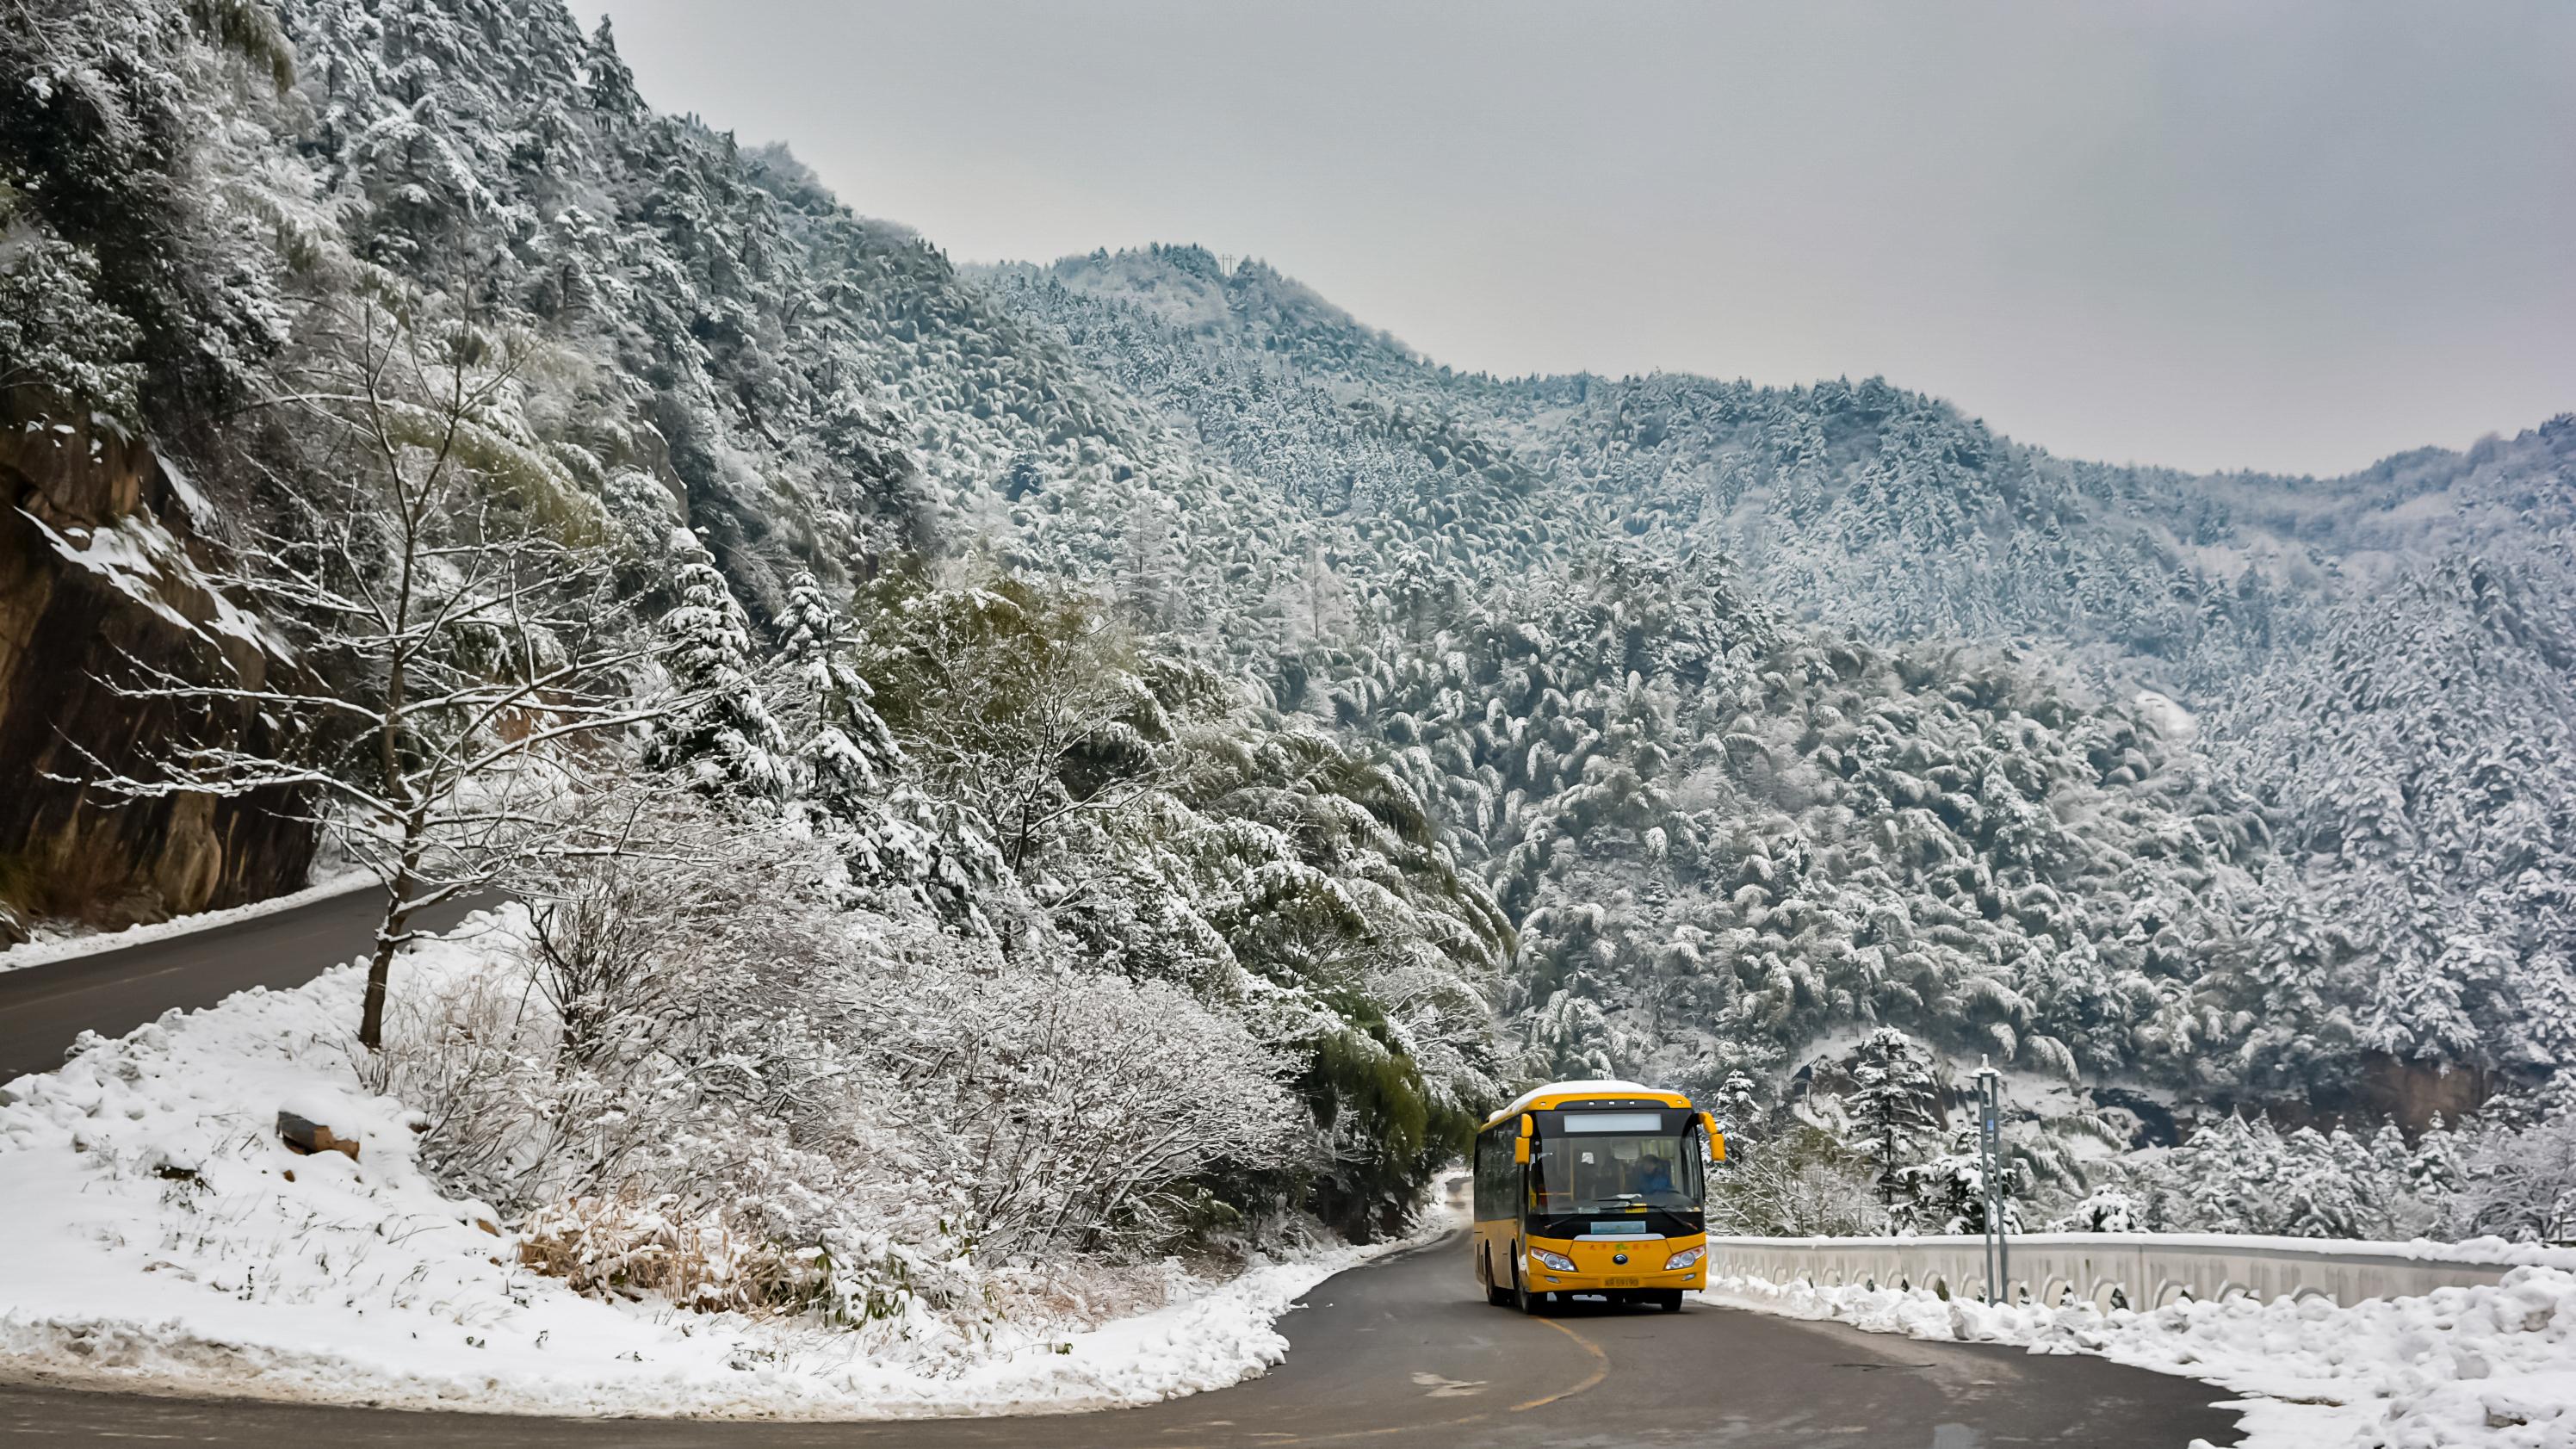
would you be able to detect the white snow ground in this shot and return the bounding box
[0,916,1443,1417]
[1705,1266,2576,1448]
[0,870,377,975]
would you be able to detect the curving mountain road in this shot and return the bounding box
[0,886,488,1082]
[0,1233,2245,1446]
[0,891,2247,1447]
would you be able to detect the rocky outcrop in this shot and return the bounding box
[0,405,313,942]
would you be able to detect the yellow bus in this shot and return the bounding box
[1471,1080,1722,1314]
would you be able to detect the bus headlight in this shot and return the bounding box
[1530,1248,1577,1273]
[1664,1246,1706,1271]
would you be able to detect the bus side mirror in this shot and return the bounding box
[1701,1112,1726,1161]
[1513,1137,1529,1165]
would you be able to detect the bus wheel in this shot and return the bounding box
[1514,1271,1542,1316]
[1653,1290,1684,1313]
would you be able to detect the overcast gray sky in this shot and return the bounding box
[581,2,2573,477]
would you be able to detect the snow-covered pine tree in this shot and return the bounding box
[2408,1114,2467,1200]
[1712,1070,1762,1143]
[1845,1028,1945,1224]
[778,569,902,814]
[649,536,792,802]
[1528,988,1625,1081]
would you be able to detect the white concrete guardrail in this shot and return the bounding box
[1705,1233,2576,1312]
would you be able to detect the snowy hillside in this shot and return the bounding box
[982,247,2576,1102]
[3,0,2573,1278]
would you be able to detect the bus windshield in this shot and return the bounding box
[1533,1132,1702,1214]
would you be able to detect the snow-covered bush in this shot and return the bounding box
[516,1193,783,1312]
[0,926,1436,1415]
[361,785,1318,1333]
[2445,1110,2576,1244]
[1893,1132,2025,1235]
[1706,1124,1881,1237]
[2049,1186,2143,1233]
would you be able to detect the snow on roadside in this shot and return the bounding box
[0,869,377,975]
[1703,1266,2576,1448]
[0,913,1442,1417]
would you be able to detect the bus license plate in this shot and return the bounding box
[1607,1276,1640,1287]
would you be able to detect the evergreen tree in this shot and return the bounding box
[778,569,901,816]
[2407,1115,2467,1200]
[649,536,790,802]
[1845,1028,1944,1223]
[1712,1070,1762,1142]
[2050,1186,2141,1233]
[1528,988,1624,1081]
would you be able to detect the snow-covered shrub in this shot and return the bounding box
[0,228,146,419]
[514,1191,962,1328]
[1893,1133,2024,1235]
[368,789,1313,1333]
[1706,1124,1881,1237]
[2446,1110,2576,1244]
[2049,1186,2142,1233]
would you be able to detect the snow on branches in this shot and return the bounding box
[73,296,682,1047]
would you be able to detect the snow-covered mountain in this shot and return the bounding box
[6,0,2572,1137]
[980,247,2576,1105]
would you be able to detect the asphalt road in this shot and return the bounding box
[0,1230,2245,1446]
[0,891,2249,1447]
[0,885,491,1082]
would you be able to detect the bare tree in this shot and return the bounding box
[2451,1112,2576,1243]
[75,296,676,1047]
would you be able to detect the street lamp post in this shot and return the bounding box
[1976,1057,2009,1304]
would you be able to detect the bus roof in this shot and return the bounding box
[1481,1079,1694,1130]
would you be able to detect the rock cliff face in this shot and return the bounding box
[0,406,313,943]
